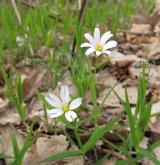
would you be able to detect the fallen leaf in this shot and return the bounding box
[0,98,10,114]
[98,84,124,108]
[108,51,143,68]
[23,66,50,102]
[98,84,138,108]
[0,125,24,164]
[130,23,152,35]
[150,102,160,123]
[0,107,21,125]
[96,68,117,93]
[36,135,68,164]
[132,10,151,24]
[61,145,83,165]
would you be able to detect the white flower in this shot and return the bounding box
[16,34,28,47]
[45,84,82,122]
[81,27,117,56]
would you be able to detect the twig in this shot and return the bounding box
[71,0,87,56]
[11,0,22,25]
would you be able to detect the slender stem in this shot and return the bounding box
[92,78,99,126]
[73,124,86,164]
[11,0,22,25]
[44,106,48,122]
[71,0,87,56]
[88,58,99,126]
[73,127,83,150]
[53,119,58,135]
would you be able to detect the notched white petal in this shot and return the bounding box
[104,41,117,50]
[103,50,111,55]
[69,98,82,110]
[60,85,70,104]
[45,97,55,107]
[85,48,95,56]
[80,43,92,48]
[47,93,62,108]
[47,109,63,118]
[100,31,113,45]
[94,27,100,43]
[65,111,77,122]
[84,33,95,45]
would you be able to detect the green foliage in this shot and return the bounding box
[70,57,94,98]
[9,124,35,165]
[37,91,53,110]
[42,116,119,163]
[137,148,160,164]
[82,117,119,153]
[0,67,27,122]
[0,0,154,63]
[113,66,157,164]
[0,1,158,164]
[41,150,82,163]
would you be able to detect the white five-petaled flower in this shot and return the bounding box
[81,27,117,56]
[45,84,82,122]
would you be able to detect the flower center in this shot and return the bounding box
[63,105,69,112]
[95,44,103,52]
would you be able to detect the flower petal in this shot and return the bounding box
[104,41,117,50]
[84,33,95,45]
[69,98,82,110]
[80,43,92,48]
[100,31,113,45]
[96,51,103,56]
[60,84,70,105]
[65,111,77,122]
[47,109,64,118]
[94,27,100,43]
[103,50,111,55]
[45,93,62,108]
[85,48,95,56]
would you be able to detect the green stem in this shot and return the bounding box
[53,119,58,135]
[73,127,83,150]
[73,123,86,164]
[43,105,48,124]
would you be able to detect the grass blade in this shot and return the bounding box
[82,116,119,153]
[41,150,82,163]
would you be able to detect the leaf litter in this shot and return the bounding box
[2,0,160,164]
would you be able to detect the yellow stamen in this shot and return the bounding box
[95,44,103,52]
[63,105,69,112]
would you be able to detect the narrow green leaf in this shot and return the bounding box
[10,139,33,165]
[124,88,137,147]
[41,150,82,163]
[16,75,23,104]
[115,159,136,165]
[10,133,20,158]
[36,91,53,109]
[83,116,119,153]
[150,140,160,150]
[10,124,35,165]
[138,148,160,164]
[96,151,112,165]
